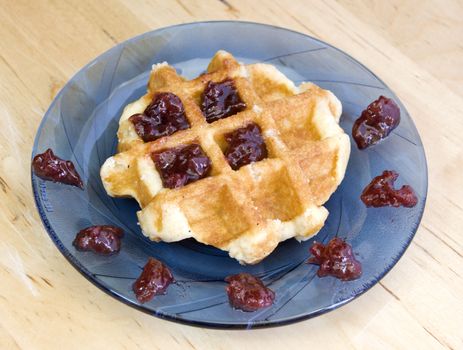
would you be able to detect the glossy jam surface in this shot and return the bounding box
[225,273,275,312]
[73,225,123,255]
[308,238,362,281]
[201,79,246,123]
[352,96,400,149]
[133,258,174,303]
[130,92,189,142]
[224,123,268,170]
[361,170,418,207]
[151,144,211,189]
[32,148,83,188]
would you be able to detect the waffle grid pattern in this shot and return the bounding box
[101,51,350,264]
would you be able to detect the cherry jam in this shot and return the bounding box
[361,170,418,207]
[225,273,275,312]
[352,96,400,149]
[201,79,246,123]
[32,148,83,188]
[73,225,123,255]
[224,123,268,170]
[308,238,362,281]
[151,144,211,189]
[133,258,174,303]
[130,92,189,142]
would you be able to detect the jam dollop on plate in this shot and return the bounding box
[224,123,268,170]
[225,273,275,312]
[308,237,362,281]
[32,148,83,188]
[133,257,174,303]
[151,143,212,189]
[352,96,400,149]
[73,225,124,255]
[129,92,190,142]
[361,170,418,208]
[201,79,246,123]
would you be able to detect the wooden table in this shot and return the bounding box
[1,1,462,348]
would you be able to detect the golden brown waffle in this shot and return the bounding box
[101,51,350,264]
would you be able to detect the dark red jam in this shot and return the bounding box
[201,79,246,123]
[352,96,400,149]
[32,148,83,188]
[361,170,418,208]
[129,92,189,142]
[224,123,268,170]
[151,144,211,189]
[308,238,362,281]
[133,257,174,303]
[73,225,124,255]
[225,273,275,312]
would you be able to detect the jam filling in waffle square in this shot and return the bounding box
[130,92,190,142]
[223,123,268,170]
[201,79,247,123]
[151,144,211,189]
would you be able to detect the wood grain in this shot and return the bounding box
[0,0,462,349]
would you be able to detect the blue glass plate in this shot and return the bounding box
[31,21,427,329]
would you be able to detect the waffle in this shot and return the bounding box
[101,51,350,264]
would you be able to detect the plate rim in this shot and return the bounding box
[31,20,429,329]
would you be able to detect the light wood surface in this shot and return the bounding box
[1,0,462,349]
